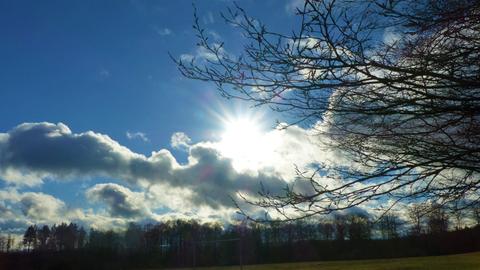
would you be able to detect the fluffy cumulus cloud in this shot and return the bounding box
[0,122,332,229]
[0,122,174,187]
[0,187,138,235]
[20,192,66,221]
[86,183,150,218]
[170,132,191,149]
[0,189,67,229]
[126,131,149,142]
[180,42,230,63]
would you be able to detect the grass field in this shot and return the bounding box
[165,252,480,270]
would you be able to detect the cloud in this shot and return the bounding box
[0,122,475,231]
[180,54,194,62]
[203,11,215,25]
[285,0,305,14]
[154,26,172,36]
[0,122,337,221]
[170,132,191,150]
[20,192,66,221]
[180,43,229,64]
[177,143,288,208]
[197,43,227,61]
[0,122,291,211]
[383,27,402,46]
[0,189,67,226]
[0,122,152,186]
[99,68,110,78]
[86,183,150,218]
[208,30,221,41]
[126,131,149,142]
[0,187,141,234]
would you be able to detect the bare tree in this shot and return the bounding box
[379,213,402,239]
[175,0,480,219]
[0,235,6,252]
[37,225,50,250]
[23,225,37,252]
[473,204,480,225]
[77,226,86,249]
[407,203,427,236]
[452,208,465,230]
[6,234,14,253]
[427,203,449,234]
[333,214,346,241]
[317,221,334,240]
[346,213,371,240]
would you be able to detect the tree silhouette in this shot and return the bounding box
[37,225,50,250]
[23,225,37,252]
[379,213,402,240]
[473,205,480,225]
[0,235,6,252]
[125,222,144,250]
[317,221,334,240]
[176,0,480,219]
[6,234,14,253]
[12,217,480,268]
[407,203,427,236]
[78,226,87,249]
[346,214,371,241]
[333,215,346,241]
[427,204,449,234]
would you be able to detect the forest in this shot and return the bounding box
[1,203,480,269]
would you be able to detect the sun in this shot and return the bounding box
[218,116,275,172]
[221,117,262,156]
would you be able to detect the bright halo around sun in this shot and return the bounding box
[218,115,277,172]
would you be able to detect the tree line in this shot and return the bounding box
[1,202,479,269]
[0,234,15,253]
[21,222,87,252]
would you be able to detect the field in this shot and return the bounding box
[165,252,480,270]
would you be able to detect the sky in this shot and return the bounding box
[0,0,330,235]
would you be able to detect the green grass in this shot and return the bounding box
[164,252,480,270]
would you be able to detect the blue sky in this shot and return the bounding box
[1,0,324,234]
[0,0,300,153]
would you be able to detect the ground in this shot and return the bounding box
[162,252,480,270]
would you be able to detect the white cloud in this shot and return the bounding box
[208,30,221,41]
[0,168,44,187]
[0,122,339,223]
[180,54,194,62]
[1,120,463,229]
[154,26,172,36]
[126,131,149,142]
[203,11,215,25]
[0,190,67,227]
[196,44,226,61]
[383,27,402,46]
[285,0,305,14]
[0,122,146,186]
[86,183,150,218]
[0,188,137,233]
[170,132,191,150]
[99,68,110,78]
[0,123,289,208]
[20,192,66,222]
[181,43,229,63]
